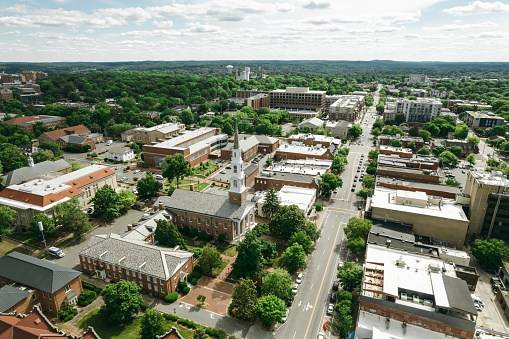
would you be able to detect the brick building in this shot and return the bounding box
[379,145,413,158]
[270,87,326,111]
[244,93,270,109]
[121,122,185,143]
[0,88,13,101]
[288,133,339,148]
[143,127,227,168]
[376,166,440,184]
[276,143,335,161]
[220,134,279,160]
[378,135,425,150]
[328,95,365,121]
[38,124,91,145]
[254,172,319,191]
[79,233,193,297]
[444,139,479,157]
[375,177,461,199]
[377,154,439,171]
[18,88,44,104]
[0,252,82,315]
[4,115,66,134]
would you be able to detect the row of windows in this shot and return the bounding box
[180,215,228,229]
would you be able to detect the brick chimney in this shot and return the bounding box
[158,201,164,210]
[127,224,133,231]
[189,184,195,191]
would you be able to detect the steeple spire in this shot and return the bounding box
[233,118,239,149]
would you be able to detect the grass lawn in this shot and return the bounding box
[193,165,220,178]
[6,232,43,247]
[184,237,206,248]
[76,309,197,339]
[179,183,210,192]
[0,241,31,258]
[212,258,230,276]
[165,179,199,187]
[217,243,237,257]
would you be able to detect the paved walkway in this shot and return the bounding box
[218,253,237,280]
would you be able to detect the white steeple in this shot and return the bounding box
[229,119,246,205]
[27,156,34,167]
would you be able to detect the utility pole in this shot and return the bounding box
[38,221,48,255]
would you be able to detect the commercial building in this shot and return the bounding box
[79,233,193,297]
[379,145,413,158]
[0,252,82,315]
[463,170,509,239]
[269,87,326,111]
[376,166,440,184]
[4,115,66,134]
[275,143,335,161]
[254,172,319,192]
[156,124,256,241]
[0,165,116,227]
[255,185,317,218]
[377,154,439,171]
[447,100,492,113]
[288,133,339,148]
[220,134,279,160]
[357,244,477,339]
[328,95,365,121]
[378,135,425,150]
[121,122,185,143]
[375,177,461,199]
[298,117,324,131]
[2,159,71,187]
[324,120,350,138]
[405,74,431,86]
[108,147,135,162]
[464,111,507,129]
[18,88,43,104]
[244,93,269,109]
[370,188,469,249]
[21,70,48,81]
[287,109,319,121]
[393,98,442,124]
[143,127,227,168]
[236,89,269,99]
[444,139,478,156]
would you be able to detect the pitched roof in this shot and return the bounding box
[0,252,81,294]
[0,308,63,339]
[442,274,477,315]
[40,125,90,141]
[157,189,254,220]
[0,286,30,313]
[108,147,132,154]
[59,134,89,145]
[2,159,71,186]
[157,327,184,339]
[79,233,193,280]
[3,116,40,125]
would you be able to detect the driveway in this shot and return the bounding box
[180,276,234,316]
[45,208,147,270]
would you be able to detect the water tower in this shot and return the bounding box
[226,65,233,74]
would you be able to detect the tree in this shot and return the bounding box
[319,173,343,197]
[368,150,379,160]
[102,280,144,323]
[233,231,265,278]
[117,189,136,211]
[447,146,463,157]
[439,150,459,166]
[0,143,28,172]
[471,238,509,270]
[289,231,312,255]
[490,125,507,137]
[136,174,163,199]
[0,206,16,235]
[408,126,419,137]
[302,221,321,241]
[32,121,49,137]
[417,147,431,155]
[54,198,91,237]
[467,136,480,147]
[373,118,384,130]
[140,308,166,339]
[262,268,293,303]
[375,103,384,114]
[193,328,207,339]
[262,187,280,219]
[332,154,348,174]
[348,124,362,138]
[356,188,374,200]
[337,262,363,292]
[40,141,63,157]
[417,129,431,142]
[466,153,476,165]
[344,217,372,240]
[334,303,353,339]
[29,214,56,238]
[361,175,375,189]
[154,219,188,250]
[280,243,307,272]
[200,244,222,274]
[228,278,258,321]
[91,185,120,220]
[347,237,366,254]
[253,295,286,328]
[269,205,306,240]
[388,139,402,147]
[71,161,85,172]
[162,154,192,188]
[32,150,53,163]
[445,179,461,186]
[453,124,469,139]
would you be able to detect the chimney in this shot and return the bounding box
[158,201,164,210]
[127,224,133,231]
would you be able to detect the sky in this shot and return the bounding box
[1,0,509,62]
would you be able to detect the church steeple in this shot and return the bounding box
[229,118,247,205]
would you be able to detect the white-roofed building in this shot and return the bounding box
[275,143,335,161]
[108,147,135,162]
[298,117,324,131]
[121,122,185,143]
[255,185,316,217]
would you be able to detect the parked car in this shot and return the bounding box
[47,246,65,258]
[132,188,138,194]
[133,169,140,173]
[220,170,226,174]
[330,292,337,303]
[327,303,334,315]
[317,333,324,339]
[226,166,231,169]
[155,174,164,180]
[292,284,299,295]
[337,262,343,269]
[296,273,304,284]
[121,176,128,181]
[287,295,294,307]
[281,309,289,323]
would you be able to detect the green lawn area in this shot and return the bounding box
[6,232,43,247]
[193,165,220,178]
[0,241,31,258]
[164,179,198,187]
[212,258,230,276]
[76,309,197,339]
[217,243,237,257]
[179,183,210,192]
[184,237,206,248]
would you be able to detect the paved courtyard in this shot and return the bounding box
[180,276,234,316]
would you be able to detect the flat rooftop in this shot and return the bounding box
[148,127,220,149]
[376,177,462,194]
[469,170,509,187]
[380,145,413,153]
[133,122,182,134]
[276,144,328,156]
[258,171,317,183]
[257,185,316,212]
[377,165,439,176]
[371,187,468,222]
[271,87,326,94]
[289,133,338,144]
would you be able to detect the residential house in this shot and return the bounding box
[108,147,135,162]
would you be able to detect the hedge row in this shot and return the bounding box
[163,313,228,339]
[82,282,103,295]
[77,290,97,307]
[164,292,178,303]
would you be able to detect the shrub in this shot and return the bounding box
[206,234,213,242]
[229,336,237,339]
[57,302,78,322]
[163,313,179,321]
[164,292,178,303]
[206,327,227,339]
[181,225,190,236]
[189,271,202,280]
[77,290,97,307]
[189,228,198,238]
[315,203,323,212]
[191,248,202,258]
[177,318,197,329]
[198,230,208,241]
[191,278,198,285]
[218,233,227,243]
[183,286,190,294]
[178,281,187,291]
[82,282,103,294]
[140,304,148,312]
[193,264,203,275]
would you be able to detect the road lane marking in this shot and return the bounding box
[303,214,343,339]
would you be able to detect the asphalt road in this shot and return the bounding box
[275,93,379,339]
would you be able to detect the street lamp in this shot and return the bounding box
[38,221,48,255]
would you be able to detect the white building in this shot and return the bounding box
[325,120,350,138]
[298,117,324,131]
[108,147,135,162]
[395,98,442,123]
[255,185,317,217]
[405,74,431,86]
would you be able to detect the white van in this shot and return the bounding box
[47,246,65,258]
[107,140,113,146]
[471,294,483,306]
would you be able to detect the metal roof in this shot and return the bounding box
[0,285,30,312]
[2,159,71,186]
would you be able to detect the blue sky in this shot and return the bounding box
[1,0,509,62]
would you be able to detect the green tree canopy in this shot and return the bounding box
[289,231,312,255]
[471,238,509,270]
[154,219,188,250]
[269,205,306,240]
[136,174,163,199]
[0,206,16,235]
[91,185,120,220]
[439,150,459,166]
[39,141,63,157]
[337,262,363,292]
[199,244,223,274]
[102,280,144,323]
[54,198,91,237]
[262,268,293,303]
[162,154,192,188]
[417,147,431,155]
[29,214,56,238]
[253,294,286,328]
[280,243,307,272]
[417,129,431,142]
[388,138,402,147]
[348,124,362,138]
[467,136,480,147]
[466,153,476,165]
[344,217,372,240]
[361,174,375,189]
[140,308,166,339]
[233,231,265,278]
[228,278,258,321]
[117,189,136,211]
[0,143,28,173]
[262,187,280,219]
[320,173,343,197]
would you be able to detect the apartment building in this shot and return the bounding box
[270,87,326,111]
[236,89,270,98]
[108,147,135,162]
[288,134,339,148]
[0,88,13,101]
[79,233,194,297]
[0,165,116,226]
[143,127,227,168]
[463,170,509,239]
[0,252,82,315]
[394,98,442,123]
[244,93,269,109]
[370,188,469,249]
[121,122,185,143]
[464,111,507,129]
[357,245,477,339]
[328,95,365,121]
[405,74,431,86]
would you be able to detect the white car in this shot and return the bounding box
[296,273,303,284]
[132,188,138,194]
[281,309,289,323]
[133,169,140,173]
[155,174,164,180]
[327,303,334,315]
[292,284,299,295]
[121,177,128,181]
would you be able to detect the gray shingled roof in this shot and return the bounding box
[158,189,254,220]
[2,159,70,186]
[0,285,30,312]
[79,234,193,279]
[60,134,88,145]
[0,252,81,294]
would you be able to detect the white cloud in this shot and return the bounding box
[185,22,221,33]
[443,1,509,16]
[152,20,174,28]
[85,29,94,33]
[424,21,498,31]
[0,30,21,36]
[468,31,508,38]
[300,0,332,10]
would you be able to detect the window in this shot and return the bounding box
[198,218,201,224]
[234,165,237,173]
[233,180,237,188]
[189,216,192,222]
[114,273,117,278]
[206,229,210,234]
[215,230,218,236]
[108,272,111,277]
[206,219,209,226]
[65,285,71,293]
[32,294,36,300]
[48,294,52,300]
[42,292,46,298]
[49,305,52,311]
[148,283,152,290]
[180,215,184,220]
[224,223,227,229]
[198,227,201,232]
[161,287,165,293]
[215,221,218,228]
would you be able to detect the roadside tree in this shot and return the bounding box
[337,262,363,292]
[233,231,265,278]
[280,243,307,272]
[136,174,163,199]
[269,205,306,240]
[471,238,509,271]
[91,185,120,220]
[54,198,91,237]
[228,278,258,321]
[29,214,57,238]
[289,231,312,255]
[466,153,476,165]
[253,295,286,328]
[262,268,293,303]
[319,173,343,197]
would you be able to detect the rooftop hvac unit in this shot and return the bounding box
[413,295,420,304]
[423,299,434,307]
[428,264,441,272]
[400,293,407,301]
